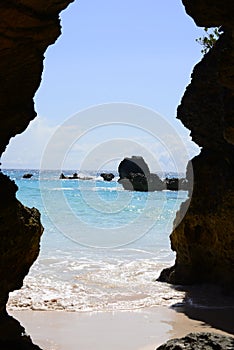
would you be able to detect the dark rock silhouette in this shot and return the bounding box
[69,172,78,179]
[118,156,150,179]
[118,156,165,191]
[119,172,165,192]
[0,1,233,347]
[156,332,234,350]
[0,173,43,313]
[100,173,115,181]
[164,177,188,191]
[0,313,42,349]
[59,172,93,180]
[23,173,33,179]
[0,0,72,317]
[59,173,66,179]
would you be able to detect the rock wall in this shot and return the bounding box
[0,0,73,315]
[156,332,234,350]
[0,0,233,324]
[158,1,234,287]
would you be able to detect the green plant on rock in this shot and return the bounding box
[196,27,222,54]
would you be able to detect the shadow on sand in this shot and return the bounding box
[0,311,42,349]
[170,284,234,335]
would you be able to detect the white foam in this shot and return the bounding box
[7,258,185,312]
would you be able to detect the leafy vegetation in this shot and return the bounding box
[196,27,222,54]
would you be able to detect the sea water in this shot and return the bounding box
[4,169,188,312]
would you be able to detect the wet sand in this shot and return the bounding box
[9,306,233,350]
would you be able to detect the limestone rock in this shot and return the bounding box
[158,1,234,287]
[0,0,73,318]
[156,332,234,350]
[0,173,43,313]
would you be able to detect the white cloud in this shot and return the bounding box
[1,113,200,173]
[1,117,56,169]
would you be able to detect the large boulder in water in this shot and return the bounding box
[118,156,165,191]
[164,177,188,191]
[119,172,165,192]
[118,156,150,179]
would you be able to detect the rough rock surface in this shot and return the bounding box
[100,173,115,181]
[118,156,151,179]
[0,0,73,319]
[118,157,188,191]
[156,332,234,350]
[164,178,188,191]
[0,2,233,347]
[0,173,43,312]
[118,156,165,191]
[158,1,234,286]
[119,172,165,192]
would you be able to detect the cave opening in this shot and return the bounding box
[5,0,234,349]
[2,2,204,317]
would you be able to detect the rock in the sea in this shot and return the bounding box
[118,156,150,179]
[22,173,33,179]
[156,332,234,350]
[118,156,165,191]
[119,172,165,192]
[100,173,115,181]
[69,172,78,179]
[59,172,78,179]
[59,173,67,179]
[59,172,93,180]
[164,177,188,191]
[118,173,147,191]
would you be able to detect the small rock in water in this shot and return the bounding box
[22,173,33,179]
[100,173,115,181]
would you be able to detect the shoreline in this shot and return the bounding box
[9,306,233,350]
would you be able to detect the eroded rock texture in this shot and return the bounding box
[156,332,234,350]
[0,0,73,318]
[159,1,234,286]
[118,156,165,191]
[0,173,43,313]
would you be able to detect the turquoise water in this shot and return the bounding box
[4,169,188,312]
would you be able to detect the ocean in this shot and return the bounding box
[4,169,189,312]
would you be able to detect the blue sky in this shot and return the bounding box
[2,0,204,171]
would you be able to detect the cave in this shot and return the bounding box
[0,0,233,348]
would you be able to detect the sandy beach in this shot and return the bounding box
[9,306,233,350]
